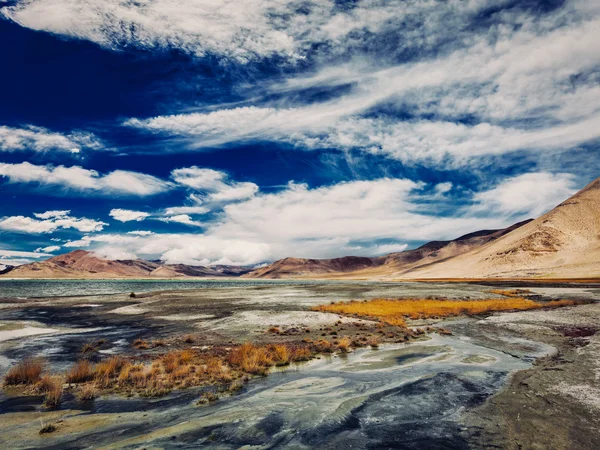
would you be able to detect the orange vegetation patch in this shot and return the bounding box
[3,358,45,386]
[313,297,579,323]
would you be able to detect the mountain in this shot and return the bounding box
[245,177,600,280]
[402,177,600,279]
[1,250,252,279]
[243,256,377,279]
[243,220,533,279]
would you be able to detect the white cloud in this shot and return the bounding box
[109,209,150,222]
[0,162,172,196]
[162,206,209,216]
[128,230,154,236]
[472,172,578,217]
[119,2,600,168]
[0,213,106,234]
[0,125,103,153]
[0,249,52,258]
[170,166,258,202]
[73,177,518,265]
[158,214,203,227]
[35,245,61,253]
[34,210,70,220]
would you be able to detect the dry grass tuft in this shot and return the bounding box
[183,335,195,344]
[132,338,150,350]
[39,423,57,434]
[337,337,351,353]
[367,336,380,348]
[4,358,45,386]
[77,383,97,401]
[43,383,63,408]
[66,359,95,384]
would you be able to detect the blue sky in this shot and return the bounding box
[0,0,599,267]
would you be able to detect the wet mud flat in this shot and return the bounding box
[0,281,599,449]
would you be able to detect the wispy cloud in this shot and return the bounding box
[0,125,103,153]
[0,162,173,196]
[109,209,150,223]
[0,211,106,234]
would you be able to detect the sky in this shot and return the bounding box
[0,0,599,267]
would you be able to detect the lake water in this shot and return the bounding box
[0,278,355,298]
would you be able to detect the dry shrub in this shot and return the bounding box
[33,375,56,394]
[152,339,166,347]
[312,339,333,353]
[132,339,149,350]
[267,327,280,334]
[368,336,380,348]
[81,342,98,354]
[39,423,57,434]
[227,343,273,375]
[183,335,195,344]
[43,383,63,408]
[270,344,291,366]
[313,297,578,324]
[66,359,94,384]
[4,358,44,385]
[291,346,312,361]
[337,337,351,353]
[77,383,97,401]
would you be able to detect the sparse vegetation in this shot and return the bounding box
[43,383,63,408]
[39,423,57,434]
[183,335,195,344]
[490,289,533,297]
[77,383,97,401]
[313,297,579,324]
[66,359,95,384]
[4,358,44,386]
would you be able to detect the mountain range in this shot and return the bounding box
[2,177,598,280]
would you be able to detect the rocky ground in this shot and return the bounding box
[0,281,598,448]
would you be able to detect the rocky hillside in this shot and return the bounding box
[243,220,532,279]
[403,177,600,279]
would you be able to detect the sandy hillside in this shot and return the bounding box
[401,177,600,279]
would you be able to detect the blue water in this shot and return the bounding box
[0,278,361,299]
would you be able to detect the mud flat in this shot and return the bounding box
[0,280,598,449]
[462,302,600,450]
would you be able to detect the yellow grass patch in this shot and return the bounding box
[313,297,578,324]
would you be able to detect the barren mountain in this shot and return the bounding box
[243,256,377,279]
[243,220,532,279]
[1,250,252,279]
[401,177,600,279]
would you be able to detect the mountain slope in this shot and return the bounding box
[2,250,251,279]
[243,220,532,279]
[402,177,600,279]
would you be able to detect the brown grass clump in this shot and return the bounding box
[312,339,333,353]
[270,344,291,366]
[4,358,44,386]
[81,342,98,354]
[313,297,578,324]
[66,359,95,384]
[337,337,351,353]
[43,383,63,408]
[183,335,195,344]
[227,343,273,375]
[95,356,126,387]
[39,423,57,434]
[132,338,150,350]
[77,383,97,401]
[367,336,380,348]
[267,327,281,334]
